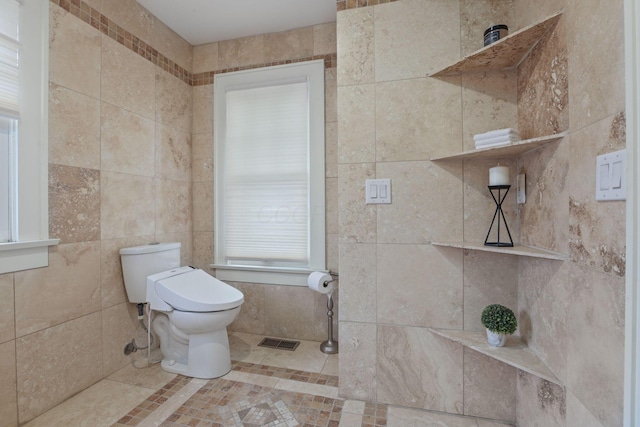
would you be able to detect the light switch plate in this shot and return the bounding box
[366,179,391,204]
[596,149,626,201]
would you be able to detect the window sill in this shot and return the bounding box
[0,239,60,274]
[210,264,327,286]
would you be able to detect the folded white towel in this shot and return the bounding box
[475,134,521,147]
[475,140,513,149]
[473,128,520,142]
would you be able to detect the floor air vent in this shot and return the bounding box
[258,337,300,351]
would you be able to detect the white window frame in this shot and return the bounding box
[212,60,326,286]
[0,0,58,274]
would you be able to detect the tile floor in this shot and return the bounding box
[23,332,514,427]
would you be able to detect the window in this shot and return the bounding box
[213,60,326,286]
[0,0,57,274]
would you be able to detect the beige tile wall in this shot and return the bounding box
[1,0,338,423]
[336,0,626,426]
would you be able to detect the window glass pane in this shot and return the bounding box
[0,114,16,242]
[224,81,309,265]
[0,0,20,116]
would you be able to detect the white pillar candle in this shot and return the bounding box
[489,166,510,186]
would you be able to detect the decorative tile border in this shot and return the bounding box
[231,361,339,387]
[50,0,337,88]
[337,0,399,12]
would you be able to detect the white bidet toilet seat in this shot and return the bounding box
[147,266,243,312]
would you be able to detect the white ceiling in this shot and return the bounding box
[136,0,337,46]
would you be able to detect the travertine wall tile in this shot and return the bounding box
[326,178,339,235]
[227,282,266,336]
[102,302,145,376]
[375,78,462,161]
[192,85,214,134]
[49,164,101,244]
[338,163,377,243]
[568,114,626,276]
[155,69,193,132]
[16,313,103,423]
[49,5,102,99]
[100,103,155,177]
[339,243,376,323]
[513,0,565,30]
[325,68,338,123]
[373,0,460,81]
[463,250,518,332]
[192,133,214,182]
[566,264,624,427]
[99,0,154,45]
[14,242,101,337]
[462,70,517,152]
[565,390,605,427]
[314,22,337,56]
[191,231,213,271]
[337,84,376,163]
[339,321,377,401]
[518,21,568,139]
[377,244,463,329]
[154,179,192,234]
[325,122,338,178]
[460,0,515,57]
[0,274,14,344]
[101,172,155,239]
[101,36,156,119]
[516,371,566,427]
[237,35,266,67]
[264,27,313,63]
[264,285,316,340]
[155,124,192,182]
[0,340,17,426]
[49,82,101,170]
[377,325,463,413]
[387,406,477,427]
[151,17,193,72]
[463,349,516,422]
[566,0,624,132]
[193,42,219,73]
[377,161,463,244]
[337,8,374,86]
[218,38,241,70]
[192,181,214,232]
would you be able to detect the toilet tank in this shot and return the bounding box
[120,242,181,303]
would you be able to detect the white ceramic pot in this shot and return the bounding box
[486,328,506,347]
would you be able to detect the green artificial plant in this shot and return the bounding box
[481,304,517,335]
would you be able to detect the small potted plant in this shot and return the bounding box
[481,304,517,347]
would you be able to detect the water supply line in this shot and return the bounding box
[123,303,155,354]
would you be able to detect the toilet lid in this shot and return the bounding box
[154,268,244,312]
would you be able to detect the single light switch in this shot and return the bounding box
[365,179,392,204]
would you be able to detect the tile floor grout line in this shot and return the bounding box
[135,377,208,427]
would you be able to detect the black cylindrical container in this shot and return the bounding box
[484,24,509,46]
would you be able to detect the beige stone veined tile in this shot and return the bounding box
[154,178,192,235]
[0,274,14,344]
[460,0,515,57]
[0,340,17,426]
[193,42,219,74]
[22,379,154,427]
[49,82,101,170]
[101,171,155,240]
[338,163,377,244]
[227,284,266,337]
[14,241,101,337]
[192,85,214,134]
[108,362,176,391]
[565,390,604,427]
[49,4,101,99]
[264,285,316,341]
[99,0,154,45]
[338,84,375,164]
[102,302,149,377]
[516,371,565,427]
[155,69,193,133]
[264,27,313,63]
[386,406,478,427]
[325,122,338,178]
[151,17,193,72]
[192,181,214,232]
[16,313,103,423]
[191,132,214,183]
[337,7,374,86]
[237,34,265,68]
[101,102,155,177]
[101,35,156,119]
[155,124,192,182]
[325,68,338,124]
[191,231,214,271]
[313,22,337,56]
[338,321,376,402]
[338,243,376,323]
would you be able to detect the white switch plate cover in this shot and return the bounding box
[516,173,526,204]
[366,179,391,204]
[596,149,626,201]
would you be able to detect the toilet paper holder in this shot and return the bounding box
[321,279,338,354]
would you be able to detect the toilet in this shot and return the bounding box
[120,242,243,379]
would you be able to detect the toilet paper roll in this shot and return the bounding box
[307,271,333,294]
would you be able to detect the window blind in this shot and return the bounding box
[223,81,309,265]
[0,0,20,117]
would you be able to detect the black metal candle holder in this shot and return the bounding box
[484,185,513,247]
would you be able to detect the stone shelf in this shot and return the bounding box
[430,12,562,77]
[430,132,567,161]
[428,328,561,386]
[431,242,566,261]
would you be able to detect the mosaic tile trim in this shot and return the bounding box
[50,0,337,89]
[362,402,387,427]
[192,54,338,87]
[337,0,398,12]
[114,375,192,426]
[231,361,339,388]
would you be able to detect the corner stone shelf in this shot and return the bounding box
[430,12,562,76]
[428,328,561,386]
[431,242,566,261]
[430,132,567,161]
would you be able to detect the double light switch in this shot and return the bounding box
[366,179,391,204]
[596,149,626,201]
